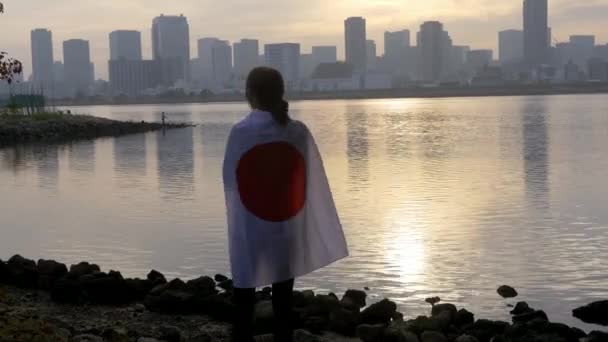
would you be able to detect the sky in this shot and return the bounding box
[1,0,607,80]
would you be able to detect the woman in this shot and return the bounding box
[222,67,349,341]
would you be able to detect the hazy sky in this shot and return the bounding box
[1,0,607,79]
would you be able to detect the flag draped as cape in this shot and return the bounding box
[223,110,349,288]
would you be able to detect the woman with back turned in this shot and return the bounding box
[222,67,349,341]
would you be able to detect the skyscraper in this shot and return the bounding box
[311,46,338,66]
[345,17,367,72]
[152,14,190,80]
[233,39,259,78]
[499,30,524,63]
[30,28,54,87]
[366,40,377,70]
[569,35,595,68]
[467,49,494,72]
[264,43,300,87]
[63,39,93,94]
[212,40,233,87]
[418,21,445,82]
[523,0,549,67]
[109,30,142,61]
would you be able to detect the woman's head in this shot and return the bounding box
[246,67,290,126]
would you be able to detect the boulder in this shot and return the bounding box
[125,278,155,299]
[144,289,196,314]
[196,293,235,321]
[37,259,68,290]
[342,289,367,309]
[512,310,548,324]
[465,319,510,342]
[588,331,608,342]
[69,262,100,279]
[149,278,188,295]
[51,277,84,304]
[217,279,234,292]
[214,274,229,283]
[159,325,183,342]
[80,271,133,305]
[72,335,104,342]
[0,259,9,284]
[509,301,534,315]
[7,255,38,288]
[385,321,420,342]
[356,324,386,342]
[186,276,217,297]
[302,316,328,334]
[294,329,326,342]
[146,270,167,285]
[329,307,360,336]
[431,303,457,323]
[496,285,518,299]
[455,335,479,342]
[254,300,275,334]
[101,328,129,342]
[572,300,608,326]
[421,331,448,342]
[360,299,397,325]
[455,309,475,327]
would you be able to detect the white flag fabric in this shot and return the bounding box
[223,110,349,288]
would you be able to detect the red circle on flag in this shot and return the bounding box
[237,142,307,222]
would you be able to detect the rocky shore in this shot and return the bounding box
[0,113,189,147]
[0,255,607,342]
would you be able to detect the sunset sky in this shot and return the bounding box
[1,0,607,79]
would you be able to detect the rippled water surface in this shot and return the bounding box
[1,95,608,329]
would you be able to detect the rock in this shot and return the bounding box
[425,297,441,306]
[405,316,439,334]
[360,299,397,325]
[509,301,534,315]
[342,289,367,309]
[147,270,167,285]
[588,331,608,342]
[356,324,386,342]
[137,338,162,342]
[421,331,448,342]
[0,259,9,283]
[329,307,359,336]
[535,322,586,342]
[465,319,510,342]
[50,277,84,304]
[572,300,608,326]
[214,274,229,283]
[430,311,453,332]
[385,321,420,342]
[125,278,155,299]
[186,276,217,297]
[294,329,326,342]
[68,262,101,278]
[7,255,38,288]
[159,325,183,342]
[305,294,341,317]
[254,300,275,334]
[150,278,188,295]
[455,335,479,342]
[302,290,315,301]
[431,303,457,322]
[80,271,134,304]
[303,315,328,334]
[512,310,548,324]
[36,259,68,290]
[102,327,129,342]
[496,285,518,298]
[144,289,195,314]
[217,279,234,292]
[455,309,475,327]
[197,293,236,321]
[72,334,104,342]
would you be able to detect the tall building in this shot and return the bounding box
[264,43,300,87]
[345,17,367,72]
[233,39,259,78]
[312,46,337,66]
[211,40,233,87]
[523,0,549,67]
[109,30,142,61]
[30,28,54,87]
[152,14,190,80]
[418,21,446,82]
[366,40,377,70]
[499,29,524,63]
[569,35,595,68]
[63,39,93,95]
[384,30,411,72]
[468,49,494,72]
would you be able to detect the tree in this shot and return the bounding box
[0,2,24,84]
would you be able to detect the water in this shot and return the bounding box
[1,95,608,330]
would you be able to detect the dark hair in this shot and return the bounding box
[246,67,290,126]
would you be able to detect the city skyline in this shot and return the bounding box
[3,0,608,79]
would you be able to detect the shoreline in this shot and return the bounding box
[0,112,191,147]
[1,255,607,342]
[50,84,608,107]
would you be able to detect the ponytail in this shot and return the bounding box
[270,100,290,126]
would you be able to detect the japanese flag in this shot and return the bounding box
[223,110,349,288]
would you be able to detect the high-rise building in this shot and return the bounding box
[569,35,595,68]
[109,30,142,61]
[233,39,259,77]
[30,28,54,87]
[384,30,411,72]
[499,29,524,63]
[366,40,377,70]
[211,40,233,87]
[523,0,549,67]
[152,14,190,80]
[468,49,494,72]
[63,39,93,94]
[109,60,159,96]
[418,21,446,82]
[53,61,64,83]
[264,43,300,87]
[311,46,337,66]
[345,17,367,72]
